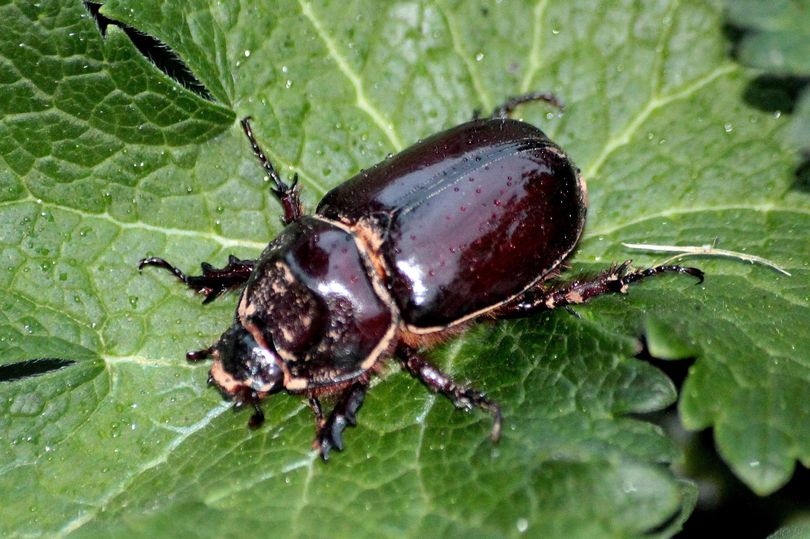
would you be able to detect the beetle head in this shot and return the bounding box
[208,322,284,400]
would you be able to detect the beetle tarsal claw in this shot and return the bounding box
[313,384,368,461]
[248,404,265,429]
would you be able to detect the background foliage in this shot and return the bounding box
[1,0,808,537]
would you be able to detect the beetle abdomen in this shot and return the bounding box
[317,119,586,330]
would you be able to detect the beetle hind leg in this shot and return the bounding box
[497,260,704,317]
[312,383,368,461]
[491,92,564,119]
[397,345,503,442]
[138,255,255,303]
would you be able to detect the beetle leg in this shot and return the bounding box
[497,260,704,317]
[491,91,564,119]
[397,345,503,442]
[233,388,265,429]
[313,383,368,461]
[138,255,255,303]
[308,396,325,428]
[240,117,303,224]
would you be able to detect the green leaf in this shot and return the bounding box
[1,0,808,537]
[726,0,810,154]
[727,0,810,76]
[768,523,810,539]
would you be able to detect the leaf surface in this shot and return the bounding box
[1,0,808,537]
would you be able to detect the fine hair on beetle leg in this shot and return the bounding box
[396,345,502,442]
[496,261,704,317]
[138,255,255,303]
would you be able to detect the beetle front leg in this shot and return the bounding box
[240,117,303,224]
[397,345,503,442]
[497,260,704,317]
[232,387,265,429]
[491,92,564,119]
[138,254,255,304]
[313,383,368,461]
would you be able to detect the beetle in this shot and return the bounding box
[139,92,702,460]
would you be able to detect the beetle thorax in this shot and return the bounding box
[223,216,398,393]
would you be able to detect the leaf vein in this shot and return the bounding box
[520,0,550,94]
[0,199,267,251]
[583,63,737,179]
[435,2,492,111]
[296,0,403,152]
[58,401,231,536]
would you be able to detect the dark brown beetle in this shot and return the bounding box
[140,93,702,460]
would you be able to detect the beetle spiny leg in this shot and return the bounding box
[497,260,704,317]
[240,117,285,191]
[563,305,581,319]
[623,264,705,285]
[138,256,255,303]
[397,346,503,443]
[138,257,190,284]
[492,92,564,119]
[308,397,325,428]
[240,117,303,224]
[314,384,368,461]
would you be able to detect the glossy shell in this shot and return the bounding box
[237,216,397,390]
[317,118,587,330]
